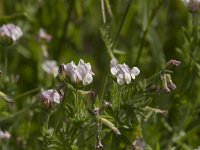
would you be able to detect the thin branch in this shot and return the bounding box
[112,0,132,50]
[100,0,107,24]
[135,0,163,66]
[51,87,67,139]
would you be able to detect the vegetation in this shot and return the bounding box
[0,0,200,149]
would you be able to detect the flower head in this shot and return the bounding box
[0,130,11,140]
[42,60,58,77]
[110,58,140,85]
[58,59,94,87]
[40,89,62,109]
[0,24,23,46]
[182,0,200,12]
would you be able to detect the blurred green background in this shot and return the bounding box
[1,0,200,149]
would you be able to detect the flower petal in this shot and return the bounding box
[111,66,118,76]
[117,74,125,85]
[83,73,93,85]
[110,58,117,65]
[124,72,131,84]
[131,67,140,79]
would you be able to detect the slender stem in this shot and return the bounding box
[75,89,79,112]
[14,87,40,100]
[112,0,132,50]
[57,0,74,58]
[100,0,106,24]
[4,47,8,75]
[99,73,108,102]
[135,0,163,66]
[45,112,51,129]
[105,0,113,19]
[51,87,67,139]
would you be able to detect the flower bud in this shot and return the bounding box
[165,59,181,69]
[40,89,61,109]
[161,74,171,93]
[161,74,177,93]
[0,24,23,46]
[166,74,177,90]
[99,117,121,135]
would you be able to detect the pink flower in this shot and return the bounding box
[0,131,11,140]
[38,28,52,42]
[40,89,61,109]
[42,60,58,77]
[110,58,140,85]
[0,24,22,46]
[182,0,200,12]
[59,59,95,87]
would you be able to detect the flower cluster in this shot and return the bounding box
[59,59,95,87]
[0,24,23,46]
[40,89,62,109]
[182,0,200,12]
[42,60,58,77]
[110,58,140,85]
[0,130,11,140]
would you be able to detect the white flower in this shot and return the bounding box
[59,59,95,87]
[0,24,23,46]
[40,89,61,109]
[0,130,11,140]
[182,0,200,12]
[42,60,58,77]
[110,58,140,85]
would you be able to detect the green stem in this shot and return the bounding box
[75,89,79,112]
[99,73,108,102]
[135,0,162,66]
[51,87,67,139]
[14,87,40,100]
[57,0,74,58]
[100,0,106,24]
[105,0,113,19]
[4,47,8,75]
[45,112,51,129]
[112,0,132,50]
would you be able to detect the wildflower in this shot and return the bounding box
[0,24,23,46]
[0,130,11,140]
[110,58,140,85]
[38,28,52,42]
[42,60,58,77]
[58,59,95,87]
[40,89,61,109]
[182,0,200,12]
